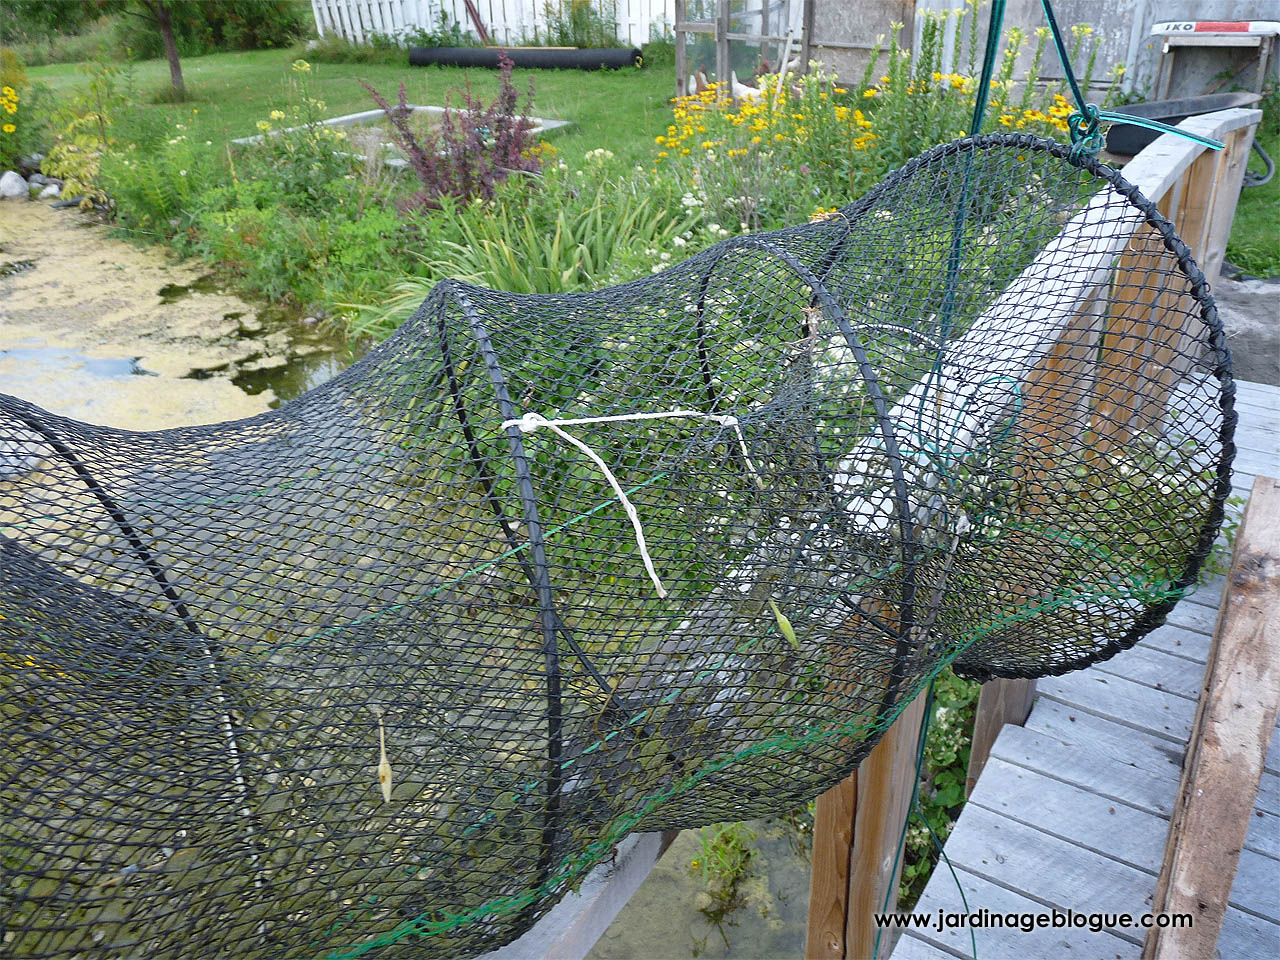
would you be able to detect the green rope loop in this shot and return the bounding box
[1040,0,1223,153]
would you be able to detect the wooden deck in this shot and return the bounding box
[892,378,1280,960]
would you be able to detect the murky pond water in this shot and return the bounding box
[0,202,361,429]
[590,819,812,960]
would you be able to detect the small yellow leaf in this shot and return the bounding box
[377,713,393,804]
[767,598,800,650]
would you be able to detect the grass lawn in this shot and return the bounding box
[28,46,675,169]
[1226,119,1280,277]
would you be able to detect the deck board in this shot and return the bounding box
[893,378,1279,958]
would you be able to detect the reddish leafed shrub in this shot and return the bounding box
[362,53,540,211]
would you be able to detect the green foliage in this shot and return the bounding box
[347,152,704,338]
[304,12,475,66]
[899,669,979,909]
[537,1,620,49]
[98,105,214,238]
[0,1,117,44]
[0,48,49,169]
[43,52,134,206]
[690,821,757,945]
[1226,82,1280,277]
[116,1,310,60]
[0,17,121,68]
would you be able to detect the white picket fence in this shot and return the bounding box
[310,0,675,48]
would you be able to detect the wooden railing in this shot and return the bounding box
[805,106,1262,960]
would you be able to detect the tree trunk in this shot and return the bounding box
[144,1,185,99]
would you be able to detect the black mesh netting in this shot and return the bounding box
[1,135,1234,958]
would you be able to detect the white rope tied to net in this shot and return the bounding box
[501,409,764,598]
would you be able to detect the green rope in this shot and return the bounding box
[968,0,1008,139]
[1039,0,1223,153]
[872,679,979,960]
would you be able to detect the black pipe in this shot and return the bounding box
[409,46,641,70]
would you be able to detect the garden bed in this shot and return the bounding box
[229,104,571,168]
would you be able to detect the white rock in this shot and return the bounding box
[0,170,28,198]
[38,183,60,200]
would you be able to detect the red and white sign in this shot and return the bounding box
[1152,21,1280,36]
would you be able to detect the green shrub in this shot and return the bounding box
[0,1,115,44]
[346,150,703,338]
[898,669,979,908]
[0,48,49,169]
[1,15,121,67]
[99,106,216,239]
[304,11,474,64]
[115,0,310,60]
[43,53,135,206]
[537,1,620,49]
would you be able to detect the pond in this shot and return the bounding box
[0,202,358,433]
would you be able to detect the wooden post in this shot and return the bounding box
[964,678,1036,797]
[1194,125,1256,282]
[799,0,815,74]
[806,693,928,960]
[1144,476,1280,960]
[674,0,687,96]
[715,0,730,84]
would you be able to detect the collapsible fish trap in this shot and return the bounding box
[0,134,1233,958]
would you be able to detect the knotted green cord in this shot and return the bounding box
[1039,0,1224,153]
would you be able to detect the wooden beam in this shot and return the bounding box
[674,0,687,96]
[1144,476,1280,960]
[848,693,928,960]
[806,693,928,959]
[965,678,1037,797]
[806,769,858,959]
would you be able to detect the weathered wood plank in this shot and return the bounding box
[808,694,927,960]
[1163,601,1217,636]
[1036,670,1196,744]
[1217,909,1280,960]
[903,863,1139,959]
[1259,770,1280,815]
[939,804,1154,942]
[483,832,674,960]
[807,771,858,959]
[965,679,1037,797]
[1002,702,1183,817]
[848,694,928,960]
[1146,476,1280,960]
[1140,623,1212,663]
[890,932,967,960]
[966,757,1279,919]
[1088,644,1204,701]
[967,757,1167,872]
[1244,805,1280,862]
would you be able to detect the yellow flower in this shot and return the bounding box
[657,151,668,158]
[291,59,311,73]
[862,89,877,98]
[2,124,14,134]
[3,102,15,114]
[834,87,848,94]
[655,135,665,144]
[270,109,286,121]
[256,120,272,131]
[1,86,15,98]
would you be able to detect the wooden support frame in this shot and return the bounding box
[1143,476,1280,960]
[806,694,927,959]
[805,106,1261,960]
[964,679,1036,797]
